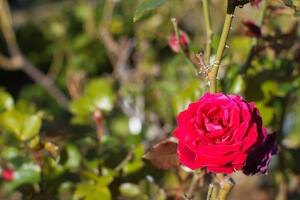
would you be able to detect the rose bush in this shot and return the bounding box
[173,92,276,174]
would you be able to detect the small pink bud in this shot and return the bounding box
[250,0,262,8]
[2,169,14,181]
[242,19,261,38]
[169,31,190,53]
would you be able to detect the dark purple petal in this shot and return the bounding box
[243,133,278,175]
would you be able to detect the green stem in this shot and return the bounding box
[214,174,235,200]
[171,18,198,73]
[208,9,235,94]
[202,0,213,63]
[206,184,215,200]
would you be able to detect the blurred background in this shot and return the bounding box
[0,0,299,199]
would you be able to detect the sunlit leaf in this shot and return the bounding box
[227,75,245,95]
[156,189,167,200]
[172,81,204,115]
[28,135,40,148]
[85,79,116,112]
[143,137,179,169]
[64,144,81,171]
[74,181,94,198]
[69,97,94,116]
[44,142,59,160]
[0,90,14,110]
[0,110,23,137]
[134,0,171,22]
[123,160,144,175]
[3,163,41,192]
[85,186,111,200]
[119,183,141,197]
[96,175,113,187]
[21,115,41,141]
[255,103,275,126]
[139,179,159,198]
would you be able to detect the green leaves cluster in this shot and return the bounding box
[0,90,41,141]
[69,78,116,124]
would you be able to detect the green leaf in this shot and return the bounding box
[74,181,94,198]
[172,81,204,115]
[64,144,81,171]
[69,97,94,116]
[0,90,14,110]
[20,115,41,140]
[156,189,167,200]
[0,110,41,141]
[134,0,171,22]
[143,137,179,169]
[0,110,23,137]
[3,163,41,192]
[85,79,115,112]
[85,186,111,200]
[255,103,274,126]
[123,160,144,175]
[96,175,113,187]
[139,179,159,198]
[227,75,245,95]
[119,183,141,197]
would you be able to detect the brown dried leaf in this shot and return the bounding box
[144,137,179,170]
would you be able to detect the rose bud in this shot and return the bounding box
[169,31,190,55]
[173,93,270,174]
[243,133,278,175]
[2,169,14,181]
[242,19,261,38]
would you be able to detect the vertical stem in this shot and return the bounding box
[206,184,215,200]
[208,10,235,94]
[202,0,213,63]
[171,18,198,73]
[215,174,235,200]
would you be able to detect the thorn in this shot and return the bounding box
[230,27,233,30]
[225,44,230,49]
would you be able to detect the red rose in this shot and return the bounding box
[2,168,14,181]
[173,93,267,173]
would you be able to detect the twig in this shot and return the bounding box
[0,0,70,110]
[115,145,135,172]
[22,58,70,109]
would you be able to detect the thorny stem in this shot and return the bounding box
[206,184,215,200]
[171,18,199,74]
[211,174,235,200]
[208,9,235,94]
[186,169,206,198]
[202,0,213,63]
[216,176,235,200]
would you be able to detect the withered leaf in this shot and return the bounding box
[144,137,179,170]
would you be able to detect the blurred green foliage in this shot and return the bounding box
[0,0,299,199]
